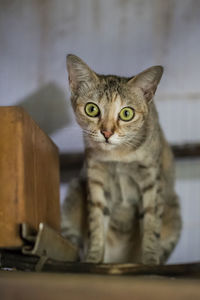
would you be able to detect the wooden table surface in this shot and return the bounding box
[1,271,200,300]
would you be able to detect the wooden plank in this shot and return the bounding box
[172,143,200,158]
[0,270,200,300]
[0,107,60,248]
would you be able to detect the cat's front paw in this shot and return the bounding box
[142,253,160,265]
[84,250,104,264]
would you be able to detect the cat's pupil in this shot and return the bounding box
[90,106,95,112]
[124,110,129,117]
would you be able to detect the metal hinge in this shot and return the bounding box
[21,223,78,271]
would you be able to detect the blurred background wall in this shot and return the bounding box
[0,0,200,263]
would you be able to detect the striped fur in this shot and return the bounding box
[61,54,182,265]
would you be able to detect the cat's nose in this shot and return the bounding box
[101,130,113,139]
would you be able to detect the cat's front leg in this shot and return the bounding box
[141,182,164,265]
[85,161,108,263]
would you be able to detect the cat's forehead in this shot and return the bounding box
[79,74,145,111]
[100,75,129,93]
[94,75,129,102]
[90,75,144,109]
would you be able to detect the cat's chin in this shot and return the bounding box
[98,141,119,150]
[85,136,120,150]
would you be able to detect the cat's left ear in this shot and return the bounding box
[127,66,164,103]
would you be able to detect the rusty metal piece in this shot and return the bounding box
[21,223,78,269]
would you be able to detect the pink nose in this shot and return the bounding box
[101,130,113,139]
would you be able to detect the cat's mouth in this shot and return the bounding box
[98,137,113,145]
[99,139,119,148]
[86,132,119,148]
[105,138,110,144]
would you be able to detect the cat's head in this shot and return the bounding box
[66,54,163,150]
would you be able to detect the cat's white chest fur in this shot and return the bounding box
[104,233,132,263]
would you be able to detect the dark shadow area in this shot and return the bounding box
[15,83,71,135]
[1,249,200,277]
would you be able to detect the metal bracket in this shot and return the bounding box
[21,223,78,271]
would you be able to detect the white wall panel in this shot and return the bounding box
[1,0,200,263]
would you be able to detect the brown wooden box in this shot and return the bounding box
[0,107,60,248]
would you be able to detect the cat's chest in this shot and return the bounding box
[105,162,145,206]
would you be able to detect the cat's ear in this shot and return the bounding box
[128,66,163,103]
[66,54,99,93]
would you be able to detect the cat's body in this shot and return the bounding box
[61,55,182,265]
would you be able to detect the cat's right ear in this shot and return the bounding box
[66,54,99,93]
[127,66,164,103]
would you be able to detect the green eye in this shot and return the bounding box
[119,107,135,122]
[85,102,100,117]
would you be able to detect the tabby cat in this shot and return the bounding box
[61,54,182,265]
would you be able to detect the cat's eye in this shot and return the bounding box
[85,102,100,117]
[119,107,135,122]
